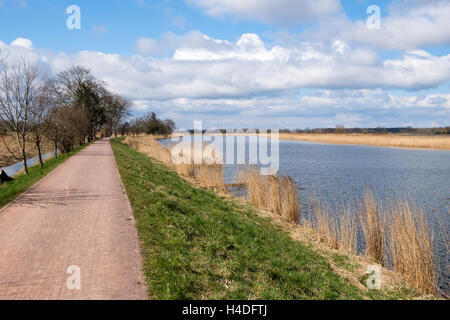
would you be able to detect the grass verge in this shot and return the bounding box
[0,143,91,209]
[112,137,391,300]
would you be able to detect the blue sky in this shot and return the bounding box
[0,0,449,129]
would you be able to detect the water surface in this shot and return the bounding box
[1,151,57,177]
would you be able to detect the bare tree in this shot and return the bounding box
[48,106,90,154]
[104,93,131,137]
[53,66,106,141]
[44,106,61,159]
[28,79,52,167]
[0,58,45,174]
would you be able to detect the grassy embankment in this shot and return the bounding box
[111,137,428,299]
[277,133,450,150]
[0,142,91,209]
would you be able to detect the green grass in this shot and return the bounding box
[0,143,91,209]
[111,138,374,300]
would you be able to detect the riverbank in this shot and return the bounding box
[0,135,54,168]
[278,133,450,150]
[0,142,91,210]
[111,138,435,299]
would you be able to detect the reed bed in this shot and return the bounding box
[304,189,438,295]
[124,136,224,188]
[307,197,339,249]
[195,164,225,189]
[237,167,440,295]
[237,167,300,224]
[278,133,450,150]
[386,199,436,294]
[338,205,358,255]
[357,188,386,266]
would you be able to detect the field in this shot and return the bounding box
[277,133,450,150]
[0,135,54,168]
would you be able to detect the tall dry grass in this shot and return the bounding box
[237,167,300,224]
[195,164,225,189]
[357,188,386,266]
[124,136,224,188]
[302,189,438,295]
[387,199,436,294]
[237,165,438,294]
[278,133,450,150]
[337,204,358,255]
[308,198,339,249]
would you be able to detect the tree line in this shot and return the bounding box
[126,112,175,137]
[0,57,174,175]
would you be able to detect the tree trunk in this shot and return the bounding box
[54,140,58,159]
[36,140,43,168]
[18,134,28,175]
[21,146,28,175]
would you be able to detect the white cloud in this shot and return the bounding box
[136,31,235,56]
[186,0,341,25]
[10,37,32,48]
[131,89,450,128]
[304,1,450,51]
[1,35,449,128]
[5,34,448,100]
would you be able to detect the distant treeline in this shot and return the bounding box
[179,127,450,135]
[126,112,175,137]
[288,126,450,135]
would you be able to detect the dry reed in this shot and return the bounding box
[301,190,438,294]
[237,167,300,224]
[386,199,436,294]
[305,196,339,249]
[337,204,358,255]
[277,133,450,150]
[357,188,386,266]
[195,164,225,189]
[125,136,224,187]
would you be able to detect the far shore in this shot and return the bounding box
[170,132,450,151]
[276,133,450,151]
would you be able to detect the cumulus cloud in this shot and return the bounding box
[1,35,449,128]
[136,31,235,57]
[304,1,450,51]
[186,0,341,25]
[4,34,450,99]
[10,37,32,48]
[130,89,450,128]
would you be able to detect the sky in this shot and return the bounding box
[0,0,449,129]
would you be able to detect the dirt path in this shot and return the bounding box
[0,139,148,300]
